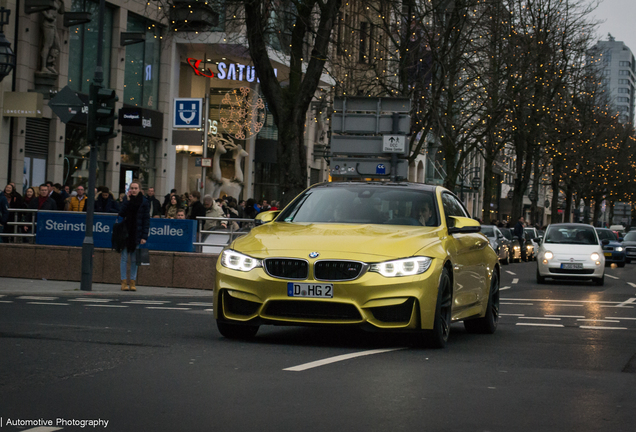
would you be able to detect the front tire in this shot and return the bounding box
[536,268,545,284]
[593,274,605,286]
[216,320,259,339]
[464,272,500,334]
[420,268,452,348]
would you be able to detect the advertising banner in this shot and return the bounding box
[36,212,197,252]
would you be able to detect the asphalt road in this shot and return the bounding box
[0,261,635,432]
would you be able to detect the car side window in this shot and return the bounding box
[442,193,468,219]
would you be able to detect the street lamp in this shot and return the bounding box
[0,7,15,82]
[458,167,481,205]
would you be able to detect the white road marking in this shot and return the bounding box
[27,302,68,306]
[145,306,191,311]
[86,304,129,308]
[501,302,534,305]
[18,296,58,301]
[516,323,564,328]
[177,302,215,307]
[550,304,585,307]
[579,326,628,330]
[0,300,13,303]
[600,305,634,309]
[500,286,511,291]
[204,308,214,312]
[616,297,636,308]
[577,319,620,323]
[503,298,625,305]
[500,313,525,316]
[605,274,619,280]
[607,316,636,320]
[506,271,516,275]
[545,315,585,319]
[70,298,114,303]
[627,282,636,288]
[519,316,561,321]
[284,348,406,372]
[512,278,519,284]
[122,300,170,305]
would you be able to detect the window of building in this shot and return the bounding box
[619,70,630,76]
[619,61,631,67]
[124,14,161,109]
[64,123,107,190]
[359,22,368,63]
[619,79,630,84]
[120,135,157,191]
[618,97,630,102]
[68,0,113,93]
[618,88,630,94]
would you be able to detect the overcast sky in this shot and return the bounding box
[591,0,636,53]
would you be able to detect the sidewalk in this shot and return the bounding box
[0,277,213,297]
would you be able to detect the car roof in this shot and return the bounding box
[547,223,595,228]
[313,181,439,193]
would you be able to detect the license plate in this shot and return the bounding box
[604,252,612,257]
[561,263,583,270]
[287,283,333,298]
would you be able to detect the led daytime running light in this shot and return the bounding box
[369,257,432,277]
[221,249,262,272]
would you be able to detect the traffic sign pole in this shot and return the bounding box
[201,94,210,197]
[81,0,106,292]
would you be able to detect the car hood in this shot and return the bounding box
[621,240,636,247]
[540,243,602,258]
[231,222,443,260]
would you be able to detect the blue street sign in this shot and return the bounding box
[36,212,197,252]
[376,164,386,175]
[173,98,203,128]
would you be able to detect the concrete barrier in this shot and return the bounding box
[0,244,218,290]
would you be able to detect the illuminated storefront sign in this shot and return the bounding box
[187,58,277,82]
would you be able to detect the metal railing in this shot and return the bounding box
[0,208,38,242]
[194,216,257,253]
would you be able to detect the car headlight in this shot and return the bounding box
[544,251,553,260]
[369,257,432,277]
[616,247,624,252]
[590,252,600,261]
[513,245,520,250]
[220,249,262,272]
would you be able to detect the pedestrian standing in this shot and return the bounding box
[118,180,150,292]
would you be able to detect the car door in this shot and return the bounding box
[441,193,488,311]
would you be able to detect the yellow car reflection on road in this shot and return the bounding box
[214,182,500,348]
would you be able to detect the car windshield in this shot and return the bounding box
[500,229,513,240]
[481,226,495,237]
[277,185,440,226]
[624,232,636,241]
[544,225,598,245]
[524,229,536,239]
[596,229,618,242]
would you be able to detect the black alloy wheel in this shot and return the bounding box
[464,271,500,334]
[593,274,605,286]
[536,268,546,284]
[421,268,452,348]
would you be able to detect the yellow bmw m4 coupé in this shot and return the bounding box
[214,182,500,348]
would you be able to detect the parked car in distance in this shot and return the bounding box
[537,223,605,285]
[524,228,541,260]
[622,231,636,263]
[500,228,521,263]
[481,225,511,265]
[609,225,626,240]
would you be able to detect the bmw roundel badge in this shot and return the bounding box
[309,252,320,258]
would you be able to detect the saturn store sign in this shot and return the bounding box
[186,58,277,83]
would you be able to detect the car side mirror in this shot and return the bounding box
[601,239,610,245]
[448,216,481,234]
[255,210,281,225]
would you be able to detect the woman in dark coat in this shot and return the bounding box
[118,180,150,291]
[3,184,23,241]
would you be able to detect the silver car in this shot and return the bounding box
[481,225,511,265]
[622,231,636,263]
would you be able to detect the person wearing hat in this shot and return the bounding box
[94,186,119,213]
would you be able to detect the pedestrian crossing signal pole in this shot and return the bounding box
[81,0,108,291]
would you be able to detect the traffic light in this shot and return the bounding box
[94,87,118,141]
[88,83,118,143]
